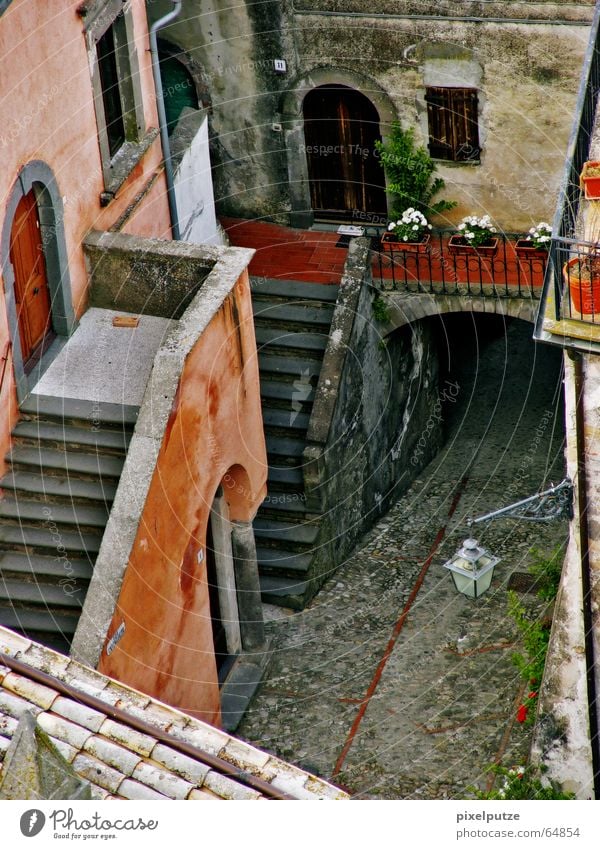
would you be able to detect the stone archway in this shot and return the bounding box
[280,67,396,229]
[1,161,76,400]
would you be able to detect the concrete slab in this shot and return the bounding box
[32,309,174,407]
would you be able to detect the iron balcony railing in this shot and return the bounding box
[535,3,600,339]
[372,229,546,298]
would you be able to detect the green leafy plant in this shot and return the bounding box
[372,296,391,323]
[528,544,564,601]
[374,122,456,219]
[508,590,550,686]
[470,764,574,800]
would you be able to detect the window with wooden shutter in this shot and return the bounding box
[425,87,480,162]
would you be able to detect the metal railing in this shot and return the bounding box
[537,4,600,330]
[372,230,546,298]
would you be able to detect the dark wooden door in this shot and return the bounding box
[303,85,386,219]
[9,190,52,366]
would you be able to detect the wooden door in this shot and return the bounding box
[9,191,52,367]
[303,85,386,219]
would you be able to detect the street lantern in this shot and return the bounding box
[443,538,500,599]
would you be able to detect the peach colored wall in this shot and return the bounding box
[0,0,171,469]
[99,272,267,724]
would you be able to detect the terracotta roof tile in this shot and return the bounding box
[52,696,106,732]
[36,712,94,749]
[131,761,193,799]
[0,689,43,720]
[118,778,170,801]
[3,672,59,710]
[71,753,125,794]
[0,626,348,801]
[83,735,141,776]
[203,770,262,801]
[99,718,156,756]
[149,743,210,785]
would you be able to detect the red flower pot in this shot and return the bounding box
[447,234,498,258]
[515,240,548,261]
[580,160,600,200]
[563,257,600,316]
[381,232,431,253]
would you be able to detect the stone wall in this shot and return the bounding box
[532,351,599,798]
[303,238,442,594]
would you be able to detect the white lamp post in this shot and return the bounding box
[442,538,500,599]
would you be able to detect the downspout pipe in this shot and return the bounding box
[572,351,600,798]
[149,1,182,241]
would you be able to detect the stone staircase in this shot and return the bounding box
[0,395,137,653]
[251,278,339,609]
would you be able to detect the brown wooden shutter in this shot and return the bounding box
[426,87,480,162]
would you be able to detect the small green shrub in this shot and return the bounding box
[508,590,550,686]
[471,765,574,800]
[374,122,456,219]
[529,544,564,601]
[372,296,391,323]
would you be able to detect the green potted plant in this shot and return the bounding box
[448,214,498,257]
[580,160,600,200]
[381,207,433,253]
[563,251,600,316]
[515,221,552,260]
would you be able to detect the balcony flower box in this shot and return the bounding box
[580,161,600,200]
[563,256,600,316]
[447,234,498,258]
[515,240,548,261]
[380,232,431,253]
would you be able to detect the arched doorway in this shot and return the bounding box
[9,189,53,372]
[303,84,386,220]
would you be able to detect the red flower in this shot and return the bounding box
[528,691,538,700]
[516,704,528,723]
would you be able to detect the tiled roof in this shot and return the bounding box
[0,627,347,801]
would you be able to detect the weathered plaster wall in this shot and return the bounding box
[0,0,170,469]
[532,351,599,798]
[72,235,267,724]
[148,0,289,221]
[303,239,442,594]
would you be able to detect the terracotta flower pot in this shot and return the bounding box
[563,256,600,315]
[381,232,431,253]
[447,234,498,258]
[580,161,600,200]
[515,240,548,261]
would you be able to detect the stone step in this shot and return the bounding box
[0,523,101,555]
[259,493,307,515]
[0,606,80,636]
[0,551,92,581]
[262,407,310,433]
[6,447,125,480]
[255,326,328,353]
[259,574,310,609]
[0,496,109,529]
[12,420,131,453]
[253,516,319,546]
[256,546,312,575]
[267,465,305,487]
[260,380,316,405]
[0,578,86,609]
[253,300,335,327]
[251,278,339,303]
[258,352,322,379]
[265,434,306,459]
[0,471,118,504]
[19,394,138,429]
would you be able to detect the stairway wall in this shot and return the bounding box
[304,239,442,594]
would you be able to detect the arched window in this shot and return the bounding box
[158,47,200,136]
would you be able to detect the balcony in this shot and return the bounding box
[373,230,546,298]
[534,3,600,352]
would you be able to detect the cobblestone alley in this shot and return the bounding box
[238,316,568,799]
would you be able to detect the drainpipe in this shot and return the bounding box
[149,1,182,240]
[571,351,600,798]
